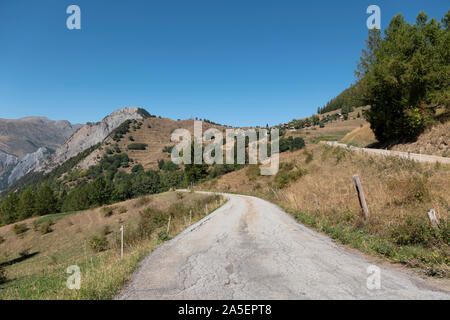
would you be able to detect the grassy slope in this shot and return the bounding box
[0,191,225,299]
[77,118,230,173]
[340,123,377,147]
[198,144,450,277]
[286,106,369,144]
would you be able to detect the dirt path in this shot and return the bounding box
[323,141,450,164]
[117,192,449,300]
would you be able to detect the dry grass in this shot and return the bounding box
[199,144,450,277]
[77,118,230,172]
[0,191,225,299]
[341,123,377,147]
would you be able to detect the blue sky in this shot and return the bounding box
[0,0,448,126]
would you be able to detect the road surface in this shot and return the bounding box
[323,141,450,164]
[117,192,449,300]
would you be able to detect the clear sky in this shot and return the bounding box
[0,0,448,127]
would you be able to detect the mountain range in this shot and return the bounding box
[0,108,149,190]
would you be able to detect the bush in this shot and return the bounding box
[128,136,135,141]
[89,235,108,252]
[12,223,28,235]
[162,146,174,153]
[176,192,184,200]
[40,220,54,234]
[157,231,170,242]
[246,165,260,181]
[131,164,144,173]
[103,207,113,217]
[119,207,127,214]
[0,266,6,284]
[388,176,431,205]
[274,163,307,188]
[19,248,30,257]
[0,235,4,244]
[391,215,437,246]
[127,143,148,150]
[32,220,39,231]
[102,225,112,236]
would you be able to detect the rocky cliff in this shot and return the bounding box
[0,151,19,190]
[8,147,51,185]
[37,107,147,172]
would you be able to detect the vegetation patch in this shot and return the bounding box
[127,143,148,151]
[12,223,28,235]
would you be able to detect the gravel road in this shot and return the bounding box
[117,192,450,300]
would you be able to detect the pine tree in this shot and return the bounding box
[0,191,19,224]
[355,28,381,80]
[18,188,35,219]
[35,184,58,215]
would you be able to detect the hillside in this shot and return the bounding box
[37,107,149,173]
[0,191,224,299]
[284,106,369,144]
[340,123,377,147]
[76,118,230,173]
[339,117,450,157]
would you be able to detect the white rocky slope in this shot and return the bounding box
[0,151,19,189]
[36,107,145,173]
[8,147,51,185]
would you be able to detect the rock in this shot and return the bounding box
[8,147,51,185]
[36,107,146,173]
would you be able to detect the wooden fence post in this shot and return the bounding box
[120,225,124,260]
[293,194,300,210]
[313,194,319,210]
[427,209,440,228]
[167,216,171,234]
[352,175,369,220]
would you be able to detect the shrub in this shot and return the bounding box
[40,220,54,234]
[12,223,28,235]
[0,235,4,244]
[102,226,112,236]
[157,231,170,242]
[162,146,174,153]
[274,163,307,188]
[103,207,113,217]
[19,248,30,257]
[119,207,127,214]
[129,136,135,141]
[391,215,437,246]
[439,218,449,245]
[89,235,108,252]
[127,143,148,150]
[305,151,313,164]
[0,266,6,284]
[388,176,431,204]
[132,164,144,173]
[246,165,260,181]
[32,220,39,231]
[176,192,184,200]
